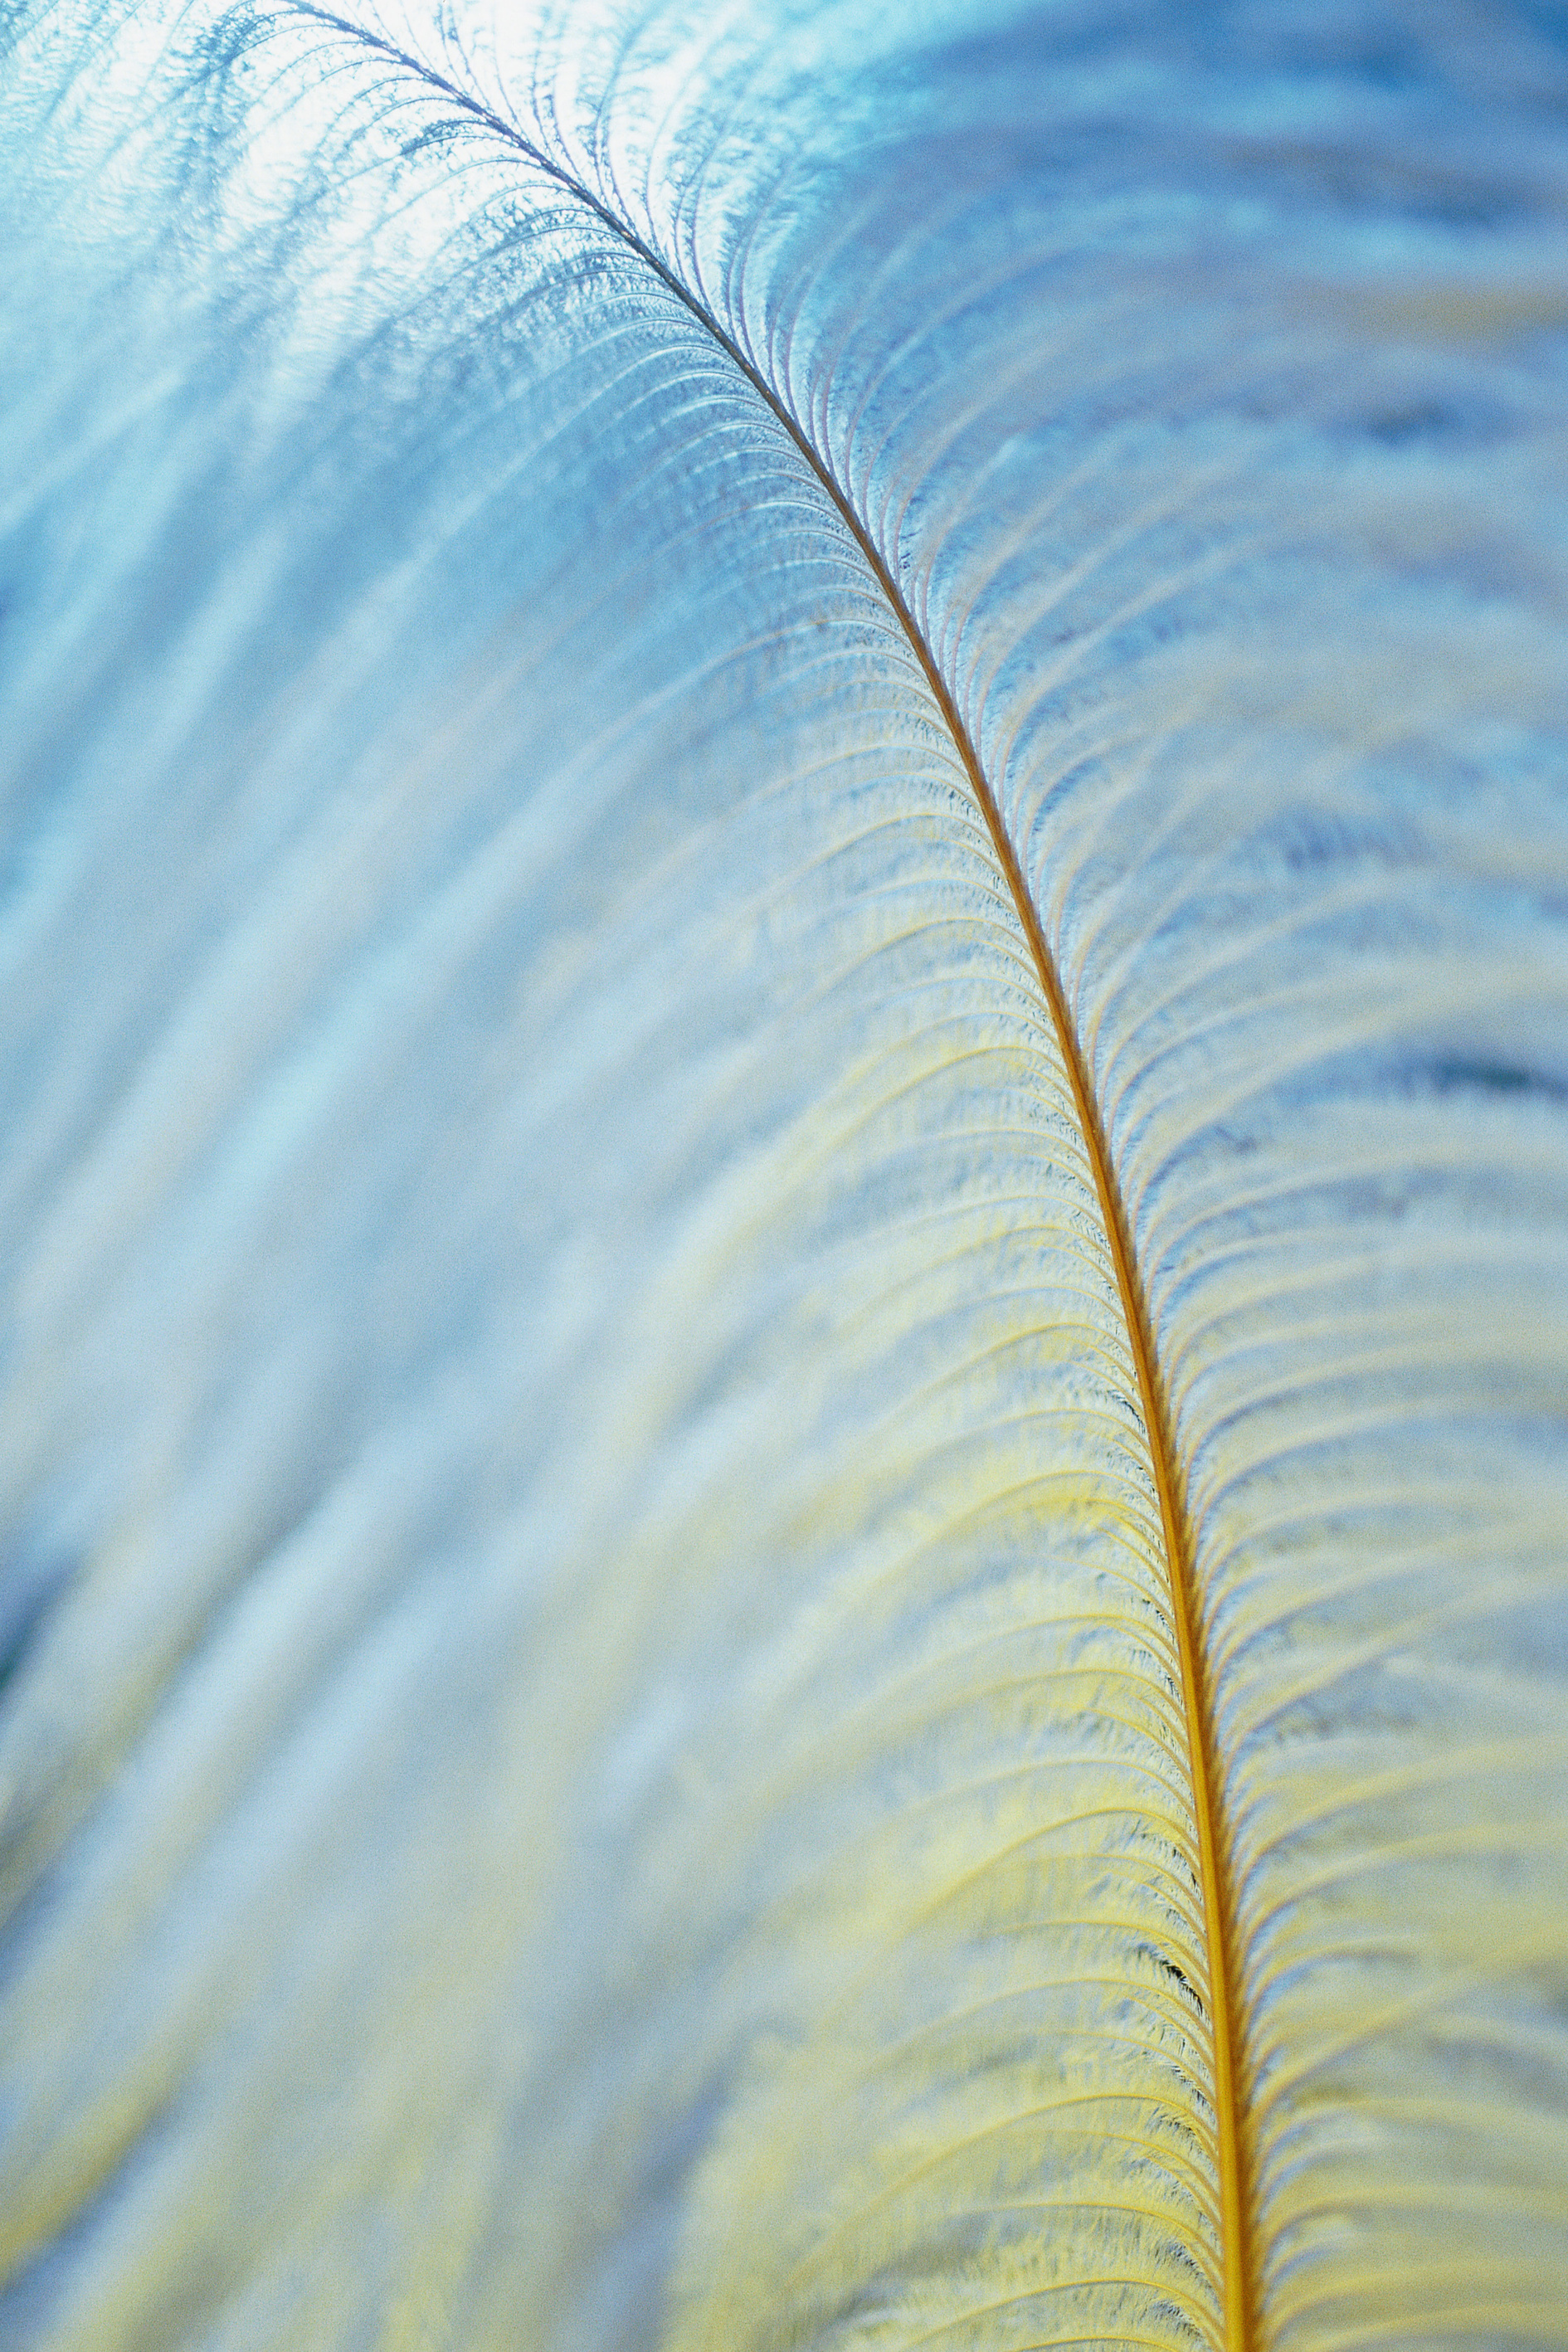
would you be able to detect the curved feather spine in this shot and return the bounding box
[272,12,1253,2340]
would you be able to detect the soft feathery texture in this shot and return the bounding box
[1,4,1565,2350]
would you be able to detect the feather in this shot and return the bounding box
[1,3,1565,2349]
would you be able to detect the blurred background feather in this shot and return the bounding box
[1,2,1565,2348]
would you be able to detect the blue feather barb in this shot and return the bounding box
[1,4,1565,2346]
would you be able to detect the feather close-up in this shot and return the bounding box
[2,2,1566,2348]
